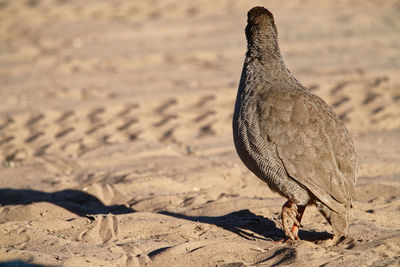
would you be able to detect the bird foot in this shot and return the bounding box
[281,201,306,240]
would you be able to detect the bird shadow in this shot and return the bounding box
[159,209,333,242]
[0,188,332,242]
[0,188,134,217]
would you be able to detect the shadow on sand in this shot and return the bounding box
[0,188,134,217]
[159,209,333,242]
[0,188,332,242]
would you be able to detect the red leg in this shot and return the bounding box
[290,205,306,240]
[282,201,297,240]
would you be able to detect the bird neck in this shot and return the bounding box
[246,23,280,61]
[244,26,300,92]
[246,46,294,88]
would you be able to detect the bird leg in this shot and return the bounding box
[282,201,306,240]
[290,205,306,240]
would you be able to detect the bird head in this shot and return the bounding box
[245,7,279,60]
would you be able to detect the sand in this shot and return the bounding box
[0,0,399,266]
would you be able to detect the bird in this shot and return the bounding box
[232,6,357,243]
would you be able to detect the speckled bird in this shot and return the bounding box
[232,6,357,242]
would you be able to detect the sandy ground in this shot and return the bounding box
[0,0,399,266]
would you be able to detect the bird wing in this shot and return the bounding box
[258,88,357,214]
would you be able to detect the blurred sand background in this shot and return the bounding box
[0,0,399,266]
